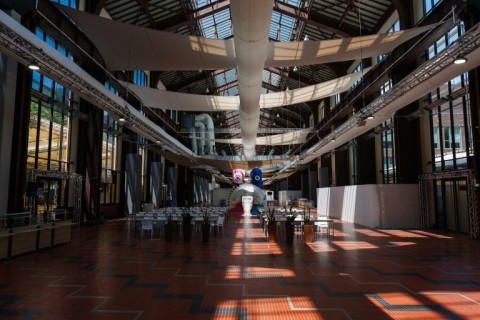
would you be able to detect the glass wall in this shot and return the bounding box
[28,27,73,172]
[377,80,396,184]
[50,0,77,8]
[424,0,443,15]
[381,118,396,184]
[427,23,472,171]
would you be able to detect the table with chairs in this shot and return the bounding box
[128,207,227,239]
[259,207,335,241]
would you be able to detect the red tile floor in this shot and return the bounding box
[0,214,479,319]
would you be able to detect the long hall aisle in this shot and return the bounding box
[0,215,479,319]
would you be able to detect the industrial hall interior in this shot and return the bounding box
[1,0,480,319]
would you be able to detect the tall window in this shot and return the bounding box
[50,0,77,8]
[377,20,400,62]
[351,62,364,89]
[333,93,341,108]
[100,111,118,204]
[427,22,471,170]
[28,27,73,171]
[133,70,148,87]
[100,82,119,204]
[424,0,443,15]
[380,118,396,184]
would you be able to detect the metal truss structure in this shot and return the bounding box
[30,169,83,227]
[419,170,479,239]
[308,21,480,157]
[0,11,230,183]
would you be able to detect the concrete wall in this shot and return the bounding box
[316,184,420,229]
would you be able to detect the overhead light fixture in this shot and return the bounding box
[331,137,336,142]
[28,61,40,70]
[293,66,298,72]
[367,115,375,120]
[276,113,280,117]
[304,35,309,41]
[454,54,467,64]
[205,87,210,93]
[118,117,126,123]
[155,140,161,144]
[285,86,289,91]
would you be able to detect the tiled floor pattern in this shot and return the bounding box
[0,215,479,319]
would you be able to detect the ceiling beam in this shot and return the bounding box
[163,0,230,32]
[86,0,107,15]
[273,1,357,38]
[168,72,208,91]
[136,0,156,28]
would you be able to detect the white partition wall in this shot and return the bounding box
[317,184,421,229]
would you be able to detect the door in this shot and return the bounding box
[441,179,469,233]
[35,178,67,221]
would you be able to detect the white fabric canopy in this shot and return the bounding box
[260,67,371,108]
[59,6,236,71]
[264,24,436,68]
[213,129,310,145]
[121,68,368,111]
[59,6,436,71]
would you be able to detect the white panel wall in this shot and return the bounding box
[278,190,303,206]
[317,184,420,229]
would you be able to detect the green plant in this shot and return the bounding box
[181,208,193,224]
[303,210,312,225]
[202,209,210,224]
[266,208,276,225]
[285,211,298,225]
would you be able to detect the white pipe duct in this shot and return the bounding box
[231,0,274,160]
[195,121,206,155]
[195,113,217,155]
[190,127,197,155]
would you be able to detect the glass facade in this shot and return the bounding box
[427,23,472,171]
[28,27,72,172]
[50,0,77,9]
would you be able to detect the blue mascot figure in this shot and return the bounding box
[249,168,263,215]
[250,167,263,190]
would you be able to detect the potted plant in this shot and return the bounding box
[266,208,277,243]
[201,209,210,243]
[284,207,298,244]
[303,210,314,243]
[181,208,193,242]
[164,213,174,242]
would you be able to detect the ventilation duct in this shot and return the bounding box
[182,113,217,155]
[231,0,274,160]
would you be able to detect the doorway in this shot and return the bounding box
[29,169,83,226]
[438,179,469,233]
[419,170,478,239]
[35,178,68,221]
